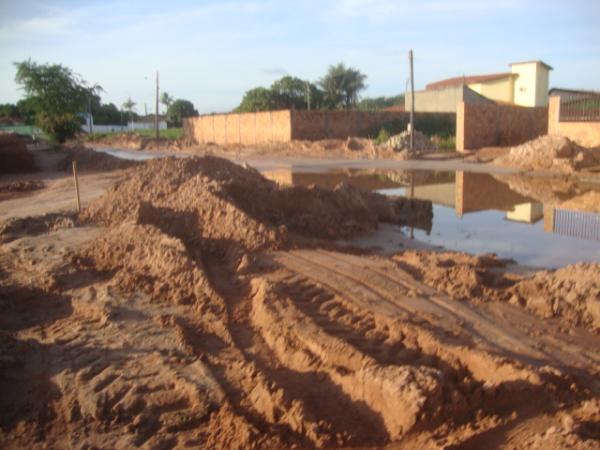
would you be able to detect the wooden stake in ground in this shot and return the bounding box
[72,160,81,213]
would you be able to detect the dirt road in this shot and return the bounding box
[1,149,599,449]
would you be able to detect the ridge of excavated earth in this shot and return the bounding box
[1,155,599,449]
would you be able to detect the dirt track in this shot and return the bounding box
[1,146,599,449]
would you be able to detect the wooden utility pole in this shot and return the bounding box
[409,50,415,153]
[72,161,81,213]
[155,71,160,139]
[306,81,311,111]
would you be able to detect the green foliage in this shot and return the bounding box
[14,59,101,142]
[89,96,124,125]
[318,62,367,110]
[0,103,19,119]
[235,87,278,113]
[374,128,391,145]
[358,95,404,111]
[270,76,322,110]
[433,135,456,151]
[86,127,183,141]
[369,114,456,139]
[166,99,197,127]
[160,92,173,110]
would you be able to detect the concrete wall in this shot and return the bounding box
[468,77,514,104]
[405,85,491,113]
[456,101,548,151]
[290,110,406,139]
[511,62,550,107]
[184,110,292,144]
[547,95,600,148]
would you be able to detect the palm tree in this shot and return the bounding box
[122,96,136,127]
[318,63,367,110]
[160,92,173,113]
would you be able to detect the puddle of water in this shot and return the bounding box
[93,147,191,161]
[264,168,600,269]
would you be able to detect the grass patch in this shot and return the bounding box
[85,128,183,141]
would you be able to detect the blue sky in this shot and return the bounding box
[1,0,598,114]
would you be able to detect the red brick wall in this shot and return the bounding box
[456,102,548,151]
[290,110,406,140]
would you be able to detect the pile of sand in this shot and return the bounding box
[81,156,432,252]
[393,250,600,333]
[382,130,436,152]
[58,146,140,172]
[0,133,37,174]
[87,132,184,151]
[0,180,45,193]
[392,250,517,302]
[495,135,600,173]
[509,263,600,331]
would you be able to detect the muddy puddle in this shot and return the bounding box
[264,168,600,268]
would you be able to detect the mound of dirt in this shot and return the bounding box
[87,132,184,151]
[392,250,518,302]
[0,212,76,244]
[382,130,436,152]
[509,263,600,331]
[495,135,600,173]
[0,180,45,193]
[81,156,432,252]
[58,146,140,172]
[0,132,37,174]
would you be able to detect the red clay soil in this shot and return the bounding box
[1,155,599,449]
[58,145,141,172]
[81,156,432,251]
[0,133,38,174]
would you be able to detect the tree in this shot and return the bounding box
[14,59,101,142]
[234,87,277,113]
[357,94,405,111]
[166,99,197,127]
[160,92,173,112]
[318,63,367,110]
[122,97,136,125]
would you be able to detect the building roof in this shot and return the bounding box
[426,72,514,90]
[509,60,553,70]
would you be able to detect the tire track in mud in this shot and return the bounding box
[198,257,391,448]
[313,250,600,370]
[276,249,575,368]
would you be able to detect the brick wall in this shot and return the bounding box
[183,110,292,145]
[547,96,600,148]
[185,109,455,145]
[290,110,407,139]
[456,101,548,151]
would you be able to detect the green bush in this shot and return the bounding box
[374,128,390,145]
[369,113,456,139]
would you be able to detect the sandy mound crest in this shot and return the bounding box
[495,135,600,173]
[81,156,432,252]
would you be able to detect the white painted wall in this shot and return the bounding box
[511,62,551,107]
[81,120,167,133]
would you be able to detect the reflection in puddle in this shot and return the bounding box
[263,168,600,268]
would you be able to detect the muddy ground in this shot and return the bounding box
[1,144,599,449]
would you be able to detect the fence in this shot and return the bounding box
[558,91,600,122]
[551,208,600,241]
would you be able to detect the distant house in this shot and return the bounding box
[406,60,553,112]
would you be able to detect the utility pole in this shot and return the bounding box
[306,81,311,111]
[409,50,415,153]
[155,71,159,139]
[88,97,92,134]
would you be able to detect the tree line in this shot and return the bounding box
[1,60,198,143]
[235,62,404,113]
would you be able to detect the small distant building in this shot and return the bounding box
[407,60,553,112]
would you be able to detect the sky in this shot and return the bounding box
[1,0,599,114]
